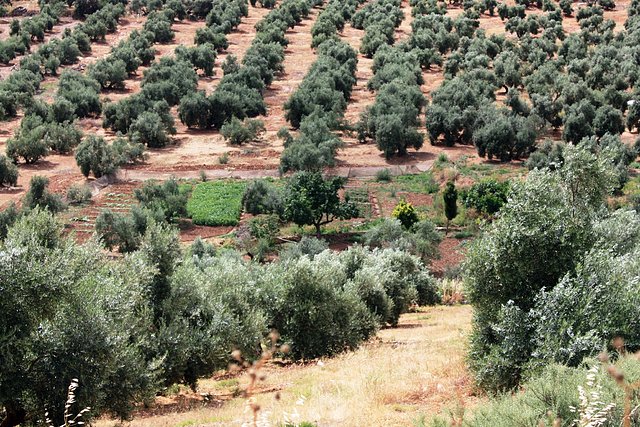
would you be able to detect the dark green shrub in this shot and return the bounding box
[175,44,217,77]
[134,178,190,222]
[265,257,377,359]
[57,70,101,118]
[144,12,175,43]
[462,179,510,216]
[178,92,211,129]
[129,111,173,148]
[88,58,128,90]
[6,115,50,164]
[141,57,198,105]
[242,179,282,215]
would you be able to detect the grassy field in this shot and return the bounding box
[95,305,479,427]
[186,181,246,226]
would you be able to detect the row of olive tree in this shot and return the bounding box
[178,0,317,131]
[424,0,640,161]
[351,0,404,57]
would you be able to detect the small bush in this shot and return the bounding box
[280,236,329,260]
[221,117,265,145]
[66,184,92,205]
[375,168,392,182]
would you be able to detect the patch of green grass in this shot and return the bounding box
[187,180,246,226]
[394,173,439,194]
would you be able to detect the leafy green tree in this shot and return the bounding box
[473,109,537,161]
[55,37,82,65]
[194,27,228,50]
[141,57,198,106]
[462,179,510,216]
[279,111,343,173]
[593,104,625,137]
[111,43,142,74]
[178,92,211,129]
[426,75,496,146]
[175,44,217,77]
[264,255,377,359]
[0,208,156,426]
[74,0,100,17]
[221,117,265,145]
[281,172,359,237]
[562,99,597,144]
[57,70,102,118]
[465,143,618,391]
[50,97,77,123]
[44,122,83,154]
[144,12,175,43]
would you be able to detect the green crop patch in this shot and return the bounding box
[186,181,246,226]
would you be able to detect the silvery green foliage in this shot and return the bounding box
[0,210,158,425]
[530,229,640,368]
[364,218,442,262]
[466,142,635,392]
[1,210,440,423]
[279,236,329,261]
[158,254,267,388]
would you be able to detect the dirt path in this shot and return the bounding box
[94,305,480,427]
[117,161,432,181]
[395,0,414,42]
[261,5,322,133]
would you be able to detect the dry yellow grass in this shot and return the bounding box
[96,305,481,427]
